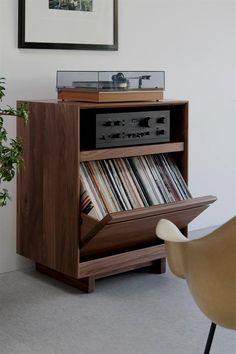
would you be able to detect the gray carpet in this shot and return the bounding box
[0,264,235,354]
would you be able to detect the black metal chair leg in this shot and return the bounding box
[204,322,217,354]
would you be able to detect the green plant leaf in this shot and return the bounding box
[0,79,28,206]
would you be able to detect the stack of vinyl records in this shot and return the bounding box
[80,153,192,220]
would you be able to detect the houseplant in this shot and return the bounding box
[0,78,28,206]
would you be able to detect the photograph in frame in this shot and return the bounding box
[18,0,118,50]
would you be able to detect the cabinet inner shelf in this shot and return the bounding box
[80,142,184,162]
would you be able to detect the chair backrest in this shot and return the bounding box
[156,219,188,279]
[156,217,236,330]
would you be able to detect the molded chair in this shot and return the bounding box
[156,217,236,354]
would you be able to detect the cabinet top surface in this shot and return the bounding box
[19,99,189,109]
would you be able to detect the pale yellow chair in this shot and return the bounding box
[156,217,236,354]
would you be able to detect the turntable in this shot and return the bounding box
[56,71,165,102]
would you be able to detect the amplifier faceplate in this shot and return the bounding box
[95,110,170,148]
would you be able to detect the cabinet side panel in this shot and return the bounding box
[17,102,79,277]
[172,102,189,182]
[180,102,188,182]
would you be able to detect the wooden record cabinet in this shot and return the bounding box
[17,99,216,292]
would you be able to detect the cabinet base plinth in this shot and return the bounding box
[151,258,166,274]
[35,263,95,293]
[35,258,166,293]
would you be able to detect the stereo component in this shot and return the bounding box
[91,110,170,148]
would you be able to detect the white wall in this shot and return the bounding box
[0,0,235,273]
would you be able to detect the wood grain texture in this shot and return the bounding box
[80,142,184,162]
[80,195,216,248]
[80,196,216,260]
[36,263,95,293]
[101,195,216,223]
[17,102,80,277]
[57,99,189,109]
[170,102,189,181]
[22,99,189,110]
[79,245,166,278]
[58,89,164,102]
[16,99,216,291]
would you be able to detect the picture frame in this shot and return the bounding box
[18,0,118,50]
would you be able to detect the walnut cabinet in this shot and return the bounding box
[17,100,216,292]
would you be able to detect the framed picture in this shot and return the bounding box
[18,0,118,50]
